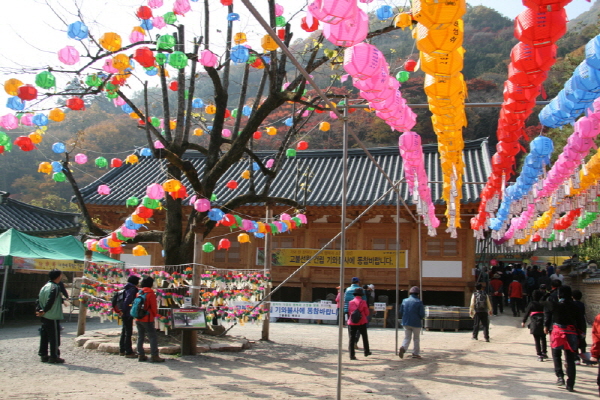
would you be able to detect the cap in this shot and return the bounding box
[351,277,360,283]
[368,284,375,290]
[409,286,420,294]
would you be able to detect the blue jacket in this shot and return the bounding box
[400,294,425,328]
[344,284,366,312]
[122,282,139,318]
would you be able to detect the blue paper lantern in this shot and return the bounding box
[254,232,265,238]
[121,104,134,113]
[140,19,154,31]
[67,21,89,40]
[6,97,24,111]
[140,148,153,157]
[262,56,271,65]
[252,162,259,171]
[242,105,252,116]
[208,208,224,221]
[227,13,240,21]
[125,217,142,230]
[285,117,293,126]
[376,5,393,20]
[192,98,204,108]
[52,142,66,153]
[585,35,600,70]
[231,45,249,64]
[145,67,158,76]
[51,161,62,173]
[32,114,49,126]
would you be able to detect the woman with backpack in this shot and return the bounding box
[522,289,548,362]
[347,287,371,360]
[133,277,165,363]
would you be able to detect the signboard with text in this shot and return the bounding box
[264,249,407,268]
[270,302,338,320]
[12,257,84,272]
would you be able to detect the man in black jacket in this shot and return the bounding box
[115,275,140,357]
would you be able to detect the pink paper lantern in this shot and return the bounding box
[120,226,137,238]
[343,43,384,80]
[280,213,291,221]
[199,50,218,67]
[146,183,165,199]
[323,9,368,47]
[241,219,254,231]
[194,198,211,212]
[74,153,88,164]
[58,46,80,65]
[154,140,165,149]
[103,59,119,73]
[222,129,231,138]
[308,0,358,25]
[98,185,111,195]
[153,16,166,29]
[174,0,191,15]
[113,97,126,106]
[20,114,34,126]
[0,114,19,130]
[189,195,197,205]
[129,30,145,43]
[266,159,275,168]
[148,0,163,8]
[359,85,396,103]
[275,4,284,16]
[296,214,308,224]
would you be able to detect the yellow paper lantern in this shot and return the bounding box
[257,222,267,233]
[266,126,277,136]
[38,162,52,174]
[319,122,330,131]
[205,105,216,114]
[129,112,140,120]
[131,214,148,224]
[394,13,413,29]
[169,120,176,130]
[29,132,43,144]
[112,54,130,71]
[420,47,465,77]
[99,32,122,52]
[193,128,204,136]
[48,108,65,122]
[261,35,279,52]
[241,170,250,179]
[234,32,247,44]
[107,238,121,248]
[424,73,465,100]
[412,0,466,29]
[415,20,464,57]
[132,245,148,256]
[4,78,23,96]
[125,154,139,164]
[162,179,182,192]
[238,233,250,243]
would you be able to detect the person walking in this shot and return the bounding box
[489,274,504,315]
[399,286,425,359]
[36,269,65,364]
[470,283,492,342]
[544,285,585,392]
[522,290,548,361]
[134,277,165,363]
[347,287,371,360]
[508,276,523,317]
[589,311,600,397]
[115,275,140,358]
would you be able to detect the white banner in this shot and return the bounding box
[270,302,338,320]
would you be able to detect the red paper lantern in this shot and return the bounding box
[250,58,264,69]
[297,141,308,150]
[14,136,35,151]
[136,6,153,20]
[277,29,286,41]
[111,158,123,168]
[514,8,567,47]
[133,47,155,68]
[66,97,85,110]
[523,0,573,11]
[503,81,541,102]
[171,185,187,200]
[404,59,417,72]
[253,131,262,140]
[17,85,38,101]
[109,246,124,254]
[503,97,536,114]
[220,0,233,5]
[0,146,4,154]
[510,42,557,74]
[111,76,126,86]
[218,238,231,250]
[226,180,238,190]
[224,109,231,118]
[220,214,236,227]
[496,141,522,157]
[169,81,178,91]
[135,206,154,219]
[491,154,515,175]
[300,16,319,32]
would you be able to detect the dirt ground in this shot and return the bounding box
[0,313,599,399]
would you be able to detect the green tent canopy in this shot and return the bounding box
[0,228,121,264]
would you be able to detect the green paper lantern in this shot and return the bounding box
[105,82,118,91]
[95,157,108,168]
[157,35,176,50]
[210,194,218,201]
[546,231,556,242]
[142,196,160,209]
[52,172,66,182]
[116,232,127,241]
[86,74,103,87]
[248,54,257,64]
[231,108,238,118]
[0,131,9,146]
[106,91,118,99]
[396,71,410,82]
[163,12,177,24]
[269,223,279,233]
[151,117,161,127]
[286,148,296,157]
[155,53,167,65]
[202,242,215,253]
[126,196,139,207]
[275,16,286,27]
[168,51,188,69]
[292,217,302,225]
[3,141,12,152]
[233,215,243,229]
[35,71,56,89]
[184,89,189,99]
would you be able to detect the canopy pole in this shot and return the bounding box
[77,250,92,336]
[394,189,400,355]
[336,105,349,400]
[0,260,9,326]
[261,206,272,341]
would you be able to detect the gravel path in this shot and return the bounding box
[0,313,598,399]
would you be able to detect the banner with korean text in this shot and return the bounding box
[270,302,338,320]
[270,249,407,268]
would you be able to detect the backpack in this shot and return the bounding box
[474,291,488,313]
[526,276,536,289]
[130,290,148,319]
[111,289,126,312]
[350,301,362,323]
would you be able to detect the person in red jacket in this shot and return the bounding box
[508,277,523,317]
[135,277,164,363]
[489,274,504,315]
[590,312,600,396]
[347,287,371,360]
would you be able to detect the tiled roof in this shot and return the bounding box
[0,192,82,236]
[80,138,491,208]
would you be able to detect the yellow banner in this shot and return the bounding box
[271,249,407,268]
[12,257,84,272]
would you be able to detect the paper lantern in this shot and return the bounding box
[58,46,80,65]
[112,54,130,71]
[4,79,23,96]
[131,245,148,256]
[226,180,238,190]
[31,114,48,127]
[218,239,231,251]
[149,0,163,8]
[126,196,139,207]
[169,51,188,69]
[66,21,89,40]
[206,105,216,114]
[319,121,330,131]
[237,233,250,243]
[323,9,368,47]
[286,148,296,157]
[404,59,417,72]
[376,5,393,20]
[29,132,42,144]
[396,71,410,82]
[193,128,203,136]
[162,179,182,192]
[17,85,37,101]
[73,153,87,164]
[297,141,309,150]
[110,158,123,168]
[147,183,165,199]
[394,13,413,29]
[261,35,279,52]
[202,242,215,253]
[231,45,250,63]
[514,8,567,47]
[97,185,111,195]
[99,32,122,52]
[38,162,52,174]
[241,170,251,179]
[135,206,154,219]
[169,81,179,91]
[301,15,320,33]
[52,172,66,182]
[66,97,85,111]
[511,42,557,74]
[47,108,65,122]
[142,196,160,209]
[35,71,56,89]
[343,43,384,80]
[266,126,277,135]
[52,142,66,154]
[308,0,358,25]
[133,47,155,68]
[125,154,139,164]
[194,199,210,212]
[95,157,108,168]
[411,0,466,28]
[199,50,218,67]
[234,32,247,44]
[415,20,464,56]
[6,97,24,111]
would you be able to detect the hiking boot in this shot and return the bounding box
[138,355,148,362]
[399,346,406,359]
[125,353,138,358]
[365,351,372,357]
[48,357,65,364]
[40,356,49,363]
[566,386,574,392]
[556,377,565,386]
[350,356,357,360]
[485,338,490,342]
[150,355,165,363]
[412,354,422,359]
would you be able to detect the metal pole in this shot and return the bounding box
[0,260,10,326]
[394,189,400,355]
[262,206,272,341]
[418,217,423,298]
